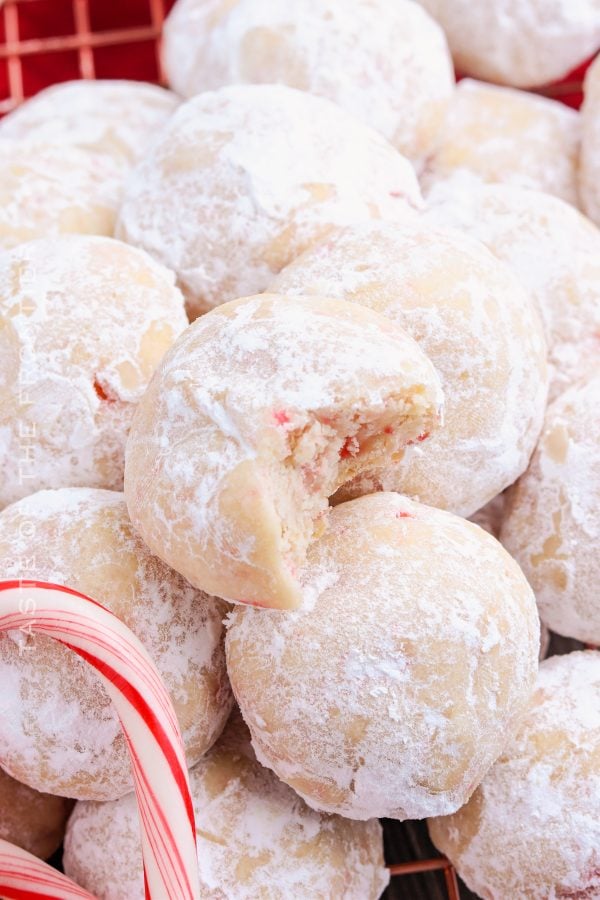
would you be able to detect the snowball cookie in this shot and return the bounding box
[425,183,600,402]
[273,222,548,517]
[422,79,580,206]
[0,488,233,800]
[116,84,421,318]
[580,54,600,228]
[0,139,124,249]
[125,295,443,611]
[64,710,389,900]
[0,235,188,509]
[419,0,600,89]
[226,493,540,821]
[0,80,178,166]
[429,650,600,900]
[501,374,600,645]
[0,766,73,859]
[162,0,454,169]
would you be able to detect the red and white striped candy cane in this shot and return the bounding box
[0,580,201,900]
[0,839,95,899]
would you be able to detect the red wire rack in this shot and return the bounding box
[0,3,593,899]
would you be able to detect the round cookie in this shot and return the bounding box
[273,221,548,517]
[421,79,580,206]
[419,0,600,88]
[0,488,233,801]
[424,182,600,401]
[0,139,123,250]
[226,493,540,821]
[501,374,600,645]
[429,651,600,900]
[0,766,73,860]
[162,0,454,168]
[0,80,178,166]
[580,53,600,228]
[0,235,188,509]
[124,294,443,611]
[63,710,389,900]
[116,83,421,318]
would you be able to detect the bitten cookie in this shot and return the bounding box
[124,294,443,610]
[273,221,548,517]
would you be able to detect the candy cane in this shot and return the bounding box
[0,839,95,899]
[0,580,201,900]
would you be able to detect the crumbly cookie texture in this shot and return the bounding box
[273,220,548,517]
[0,488,233,800]
[226,493,540,821]
[162,0,454,168]
[0,234,188,508]
[425,182,600,402]
[116,83,421,318]
[502,374,600,645]
[64,710,389,900]
[419,0,600,88]
[124,294,443,610]
[421,79,580,206]
[429,651,600,900]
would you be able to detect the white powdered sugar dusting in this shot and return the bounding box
[424,181,600,402]
[419,0,600,88]
[0,235,188,508]
[501,374,600,645]
[162,0,454,167]
[0,487,233,800]
[226,493,540,822]
[116,83,422,318]
[421,79,580,206]
[0,80,178,165]
[273,220,548,517]
[580,54,600,228]
[429,651,600,900]
[63,710,389,899]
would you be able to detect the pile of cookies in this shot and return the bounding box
[0,1,599,898]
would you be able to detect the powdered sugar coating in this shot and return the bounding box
[125,294,443,610]
[0,488,233,800]
[0,140,123,250]
[162,0,454,168]
[501,374,600,644]
[0,80,178,165]
[273,221,548,517]
[424,182,600,402]
[421,79,580,206]
[64,710,388,899]
[580,54,600,228]
[226,493,540,821]
[429,651,600,900]
[116,83,422,318]
[419,0,600,88]
[0,235,188,509]
[0,766,72,860]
